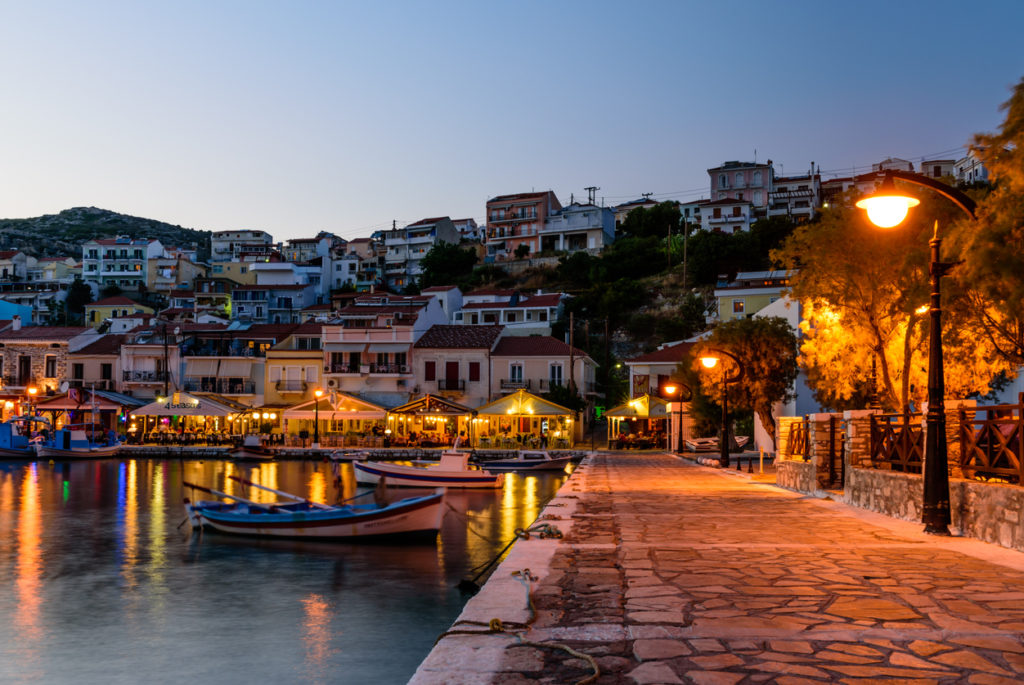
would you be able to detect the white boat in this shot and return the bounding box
[329,449,370,462]
[474,450,573,472]
[184,477,445,539]
[354,450,504,489]
[35,427,120,459]
[229,435,275,461]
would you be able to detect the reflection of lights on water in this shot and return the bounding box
[308,471,326,505]
[523,476,538,523]
[253,463,279,504]
[148,462,166,593]
[122,460,139,586]
[15,464,42,641]
[301,593,338,680]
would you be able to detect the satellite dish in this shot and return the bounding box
[59,381,69,393]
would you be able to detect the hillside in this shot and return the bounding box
[0,207,212,261]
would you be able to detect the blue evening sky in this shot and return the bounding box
[2,0,1022,241]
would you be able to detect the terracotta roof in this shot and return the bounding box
[627,341,695,364]
[0,250,19,260]
[406,217,448,227]
[414,325,504,349]
[488,191,553,204]
[289,321,324,335]
[0,326,90,341]
[421,285,457,293]
[302,303,332,310]
[74,334,125,355]
[232,323,301,339]
[88,296,138,307]
[704,197,753,206]
[170,289,195,297]
[492,336,588,359]
[465,288,516,297]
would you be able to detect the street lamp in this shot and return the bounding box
[856,169,977,536]
[27,386,38,417]
[699,349,744,469]
[313,388,324,448]
[661,382,692,453]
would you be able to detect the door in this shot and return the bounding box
[445,361,460,391]
[18,356,31,385]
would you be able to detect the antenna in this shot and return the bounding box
[642,192,653,201]
[584,186,599,204]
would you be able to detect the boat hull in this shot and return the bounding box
[354,461,503,489]
[185,492,445,539]
[35,444,120,459]
[0,446,37,459]
[476,456,573,471]
[229,447,275,461]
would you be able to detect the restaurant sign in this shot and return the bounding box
[165,401,200,410]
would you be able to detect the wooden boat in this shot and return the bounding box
[474,450,573,472]
[229,435,275,461]
[183,477,445,539]
[354,450,504,489]
[328,449,370,462]
[0,417,49,458]
[35,426,120,459]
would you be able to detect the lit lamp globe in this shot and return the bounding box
[855,176,920,228]
[700,356,719,369]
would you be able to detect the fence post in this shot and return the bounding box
[808,413,842,488]
[843,409,880,471]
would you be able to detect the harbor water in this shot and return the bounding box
[0,457,572,684]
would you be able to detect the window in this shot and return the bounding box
[101,363,112,380]
[469,361,480,382]
[719,173,727,187]
[44,355,57,378]
[72,363,83,380]
[510,364,523,382]
[424,361,436,381]
[754,191,762,205]
[732,206,741,217]
[733,300,745,314]
[549,364,563,386]
[394,352,407,368]
[713,207,722,218]
[753,170,762,185]
[735,172,744,186]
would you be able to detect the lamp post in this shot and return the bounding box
[313,388,323,448]
[27,386,38,418]
[856,169,977,536]
[161,323,180,398]
[699,349,744,469]
[661,382,692,453]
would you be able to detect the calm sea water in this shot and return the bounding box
[0,457,571,685]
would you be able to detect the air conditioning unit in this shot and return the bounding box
[326,378,338,388]
[396,379,406,387]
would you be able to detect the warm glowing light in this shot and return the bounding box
[314,388,323,398]
[269,413,276,420]
[262,412,269,419]
[27,387,38,396]
[915,304,930,315]
[700,356,719,369]
[251,411,260,419]
[663,384,678,396]
[855,194,920,228]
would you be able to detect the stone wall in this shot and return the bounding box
[776,459,817,494]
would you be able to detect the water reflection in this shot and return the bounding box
[0,457,571,684]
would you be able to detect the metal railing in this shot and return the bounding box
[275,380,307,392]
[870,412,924,473]
[183,379,256,395]
[123,370,168,383]
[368,364,410,374]
[500,378,530,390]
[438,379,465,391]
[960,399,1024,484]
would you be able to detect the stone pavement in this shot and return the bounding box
[411,452,1024,684]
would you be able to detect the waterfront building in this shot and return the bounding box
[68,333,124,391]
[489,335,596,401]
[0,318,97,401]
[625,341,695,399]
[412,325,504,408]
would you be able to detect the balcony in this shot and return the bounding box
[538,379,565,391]
[121,370,167,382]
[438,379,465,392]
[708,215,747,224]
[2,376,31,389]
[325,363,359,374]
[369,364,410,375]
[69,379,115,391]
[500,378,530,391]
[275,380,307,393]
[183,378,255,395]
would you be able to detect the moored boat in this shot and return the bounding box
[0,417,49,459]
[473,449,573,472]
[35,426,120,459]
[183,478,445,539]
[229,435,275,461]
[354,450,503,489]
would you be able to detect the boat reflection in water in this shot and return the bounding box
[0,457,572,684]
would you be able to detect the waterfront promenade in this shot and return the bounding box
[413,452,1024,684]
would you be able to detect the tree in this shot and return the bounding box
[620,202,682,240]
[66,277,93,322]
[514,243,530,260]
[541,383,585,413]
[100,283,123,299]
[773,198,1015,414]
[418,242,478,290]
[691,316,799,447]
[948,76,1024,364]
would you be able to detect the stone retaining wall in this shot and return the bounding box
[776,459,816,493]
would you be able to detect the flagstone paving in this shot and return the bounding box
[416,453,1024,684]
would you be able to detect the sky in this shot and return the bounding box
[2,0,1023,243]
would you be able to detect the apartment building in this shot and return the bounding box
[489,336,596,399]
[484,191,561,261]
[453,289,565,335]
[539,202,616,254]
[210,230,275,262]
[383,217,459,291]
[713,270,792,322]
[700,198,755,233]
[412,324,503,407]
[708,161,773,216]
[768,166,822,223]
[81,237,163,291]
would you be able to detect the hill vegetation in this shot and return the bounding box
[0,206,212,261]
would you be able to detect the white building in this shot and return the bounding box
[210,230,275,262]
[383,217,460,291]
[700,198,754,233]
[954,150,989,185]
[81,237,164,291]
[768,166,821,223]
[540,202,616,253]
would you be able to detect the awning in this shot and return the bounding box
[324,342,368,352]
[219,360,254,377]
[129,392,239,417]
[185,359,219,376]
[283,392,387,421]
[388,394,473,416]
[366,343,409,353]
[35,393,126,412]
[475,389,573,417]
[605,394,669,419]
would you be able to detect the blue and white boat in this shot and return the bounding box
[354,450,504,489]
[0,417,48,458]
[35,425,120,459]
[473,450,573,472]
[184,477,445,539]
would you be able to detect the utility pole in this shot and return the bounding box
[568,312,576,393]
[584,186,599,205]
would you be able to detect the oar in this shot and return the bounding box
[227,474,334,510]
[182,481,284,513]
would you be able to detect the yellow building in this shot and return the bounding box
[84,296,154,328]
[714,270,791,322]
[208,261,258,285]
